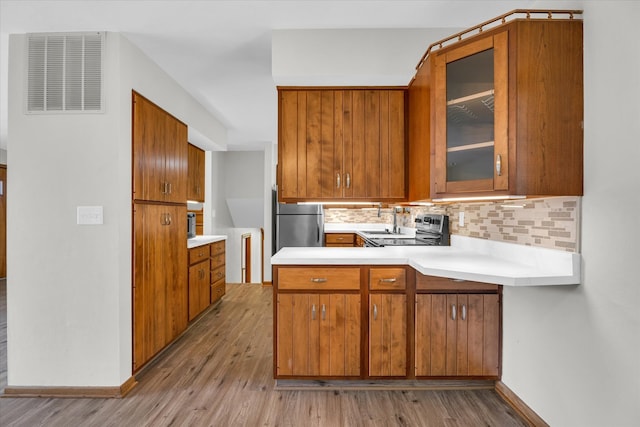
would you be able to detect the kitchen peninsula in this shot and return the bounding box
[272,236,579,381]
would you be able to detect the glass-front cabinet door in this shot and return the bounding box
[433,31,508,195]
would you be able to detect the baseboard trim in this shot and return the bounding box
[262,281,272,287]
[2,376,138,399]
[495,381,549,427]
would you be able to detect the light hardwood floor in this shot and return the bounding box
[0,280,526,426]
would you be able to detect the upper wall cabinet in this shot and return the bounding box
[420,14,583,199]
[187,143,205,202]
[278,88,407,203]
[132,91,188,203]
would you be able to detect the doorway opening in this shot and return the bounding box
[241,233,251,283]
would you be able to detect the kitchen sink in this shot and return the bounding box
[362,230,393,235]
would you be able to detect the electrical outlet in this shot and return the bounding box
[458,211,465,227]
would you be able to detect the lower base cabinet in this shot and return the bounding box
[369,294,407,377]
[277,293,361,376]
[415,293,500,377]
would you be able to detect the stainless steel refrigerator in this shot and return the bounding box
[274,194,324,253]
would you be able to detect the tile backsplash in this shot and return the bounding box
[324,196,580,252]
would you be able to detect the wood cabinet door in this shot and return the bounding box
[278,88,406,202]
[188,259,210,321]
[415,293,500,377]
[433,31,508,196]
[133,92,188,203]
[163,116,188,203]
[187,143,205,202]
[277,293,360,377]
[133,92,165,202]
[369,294,407,377]
[133,203,188,372]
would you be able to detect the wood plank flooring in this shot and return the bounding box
[0,280,527,426]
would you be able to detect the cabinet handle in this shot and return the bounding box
[161,182,168,194]
[321,304,326,321]
[168,182,172,194]
[452,304,457,321]
[310,278,327,283]
[379,278,397,283]
[373,304,378,320]
[461,304,467,321]
[336,173,341,189]
[496,154,502,176]
[346,173,351,189]
[311,304,316,320]
[167,213,172,225]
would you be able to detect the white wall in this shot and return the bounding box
[0,148,6,164]
[6,32,227,387]
[501,2,640,426]
[272,28,455,86]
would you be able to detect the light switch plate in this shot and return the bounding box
[77,206,103,225]
[458,211,465,227]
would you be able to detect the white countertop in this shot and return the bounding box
[187,235,227,249]
[271,235,581,287]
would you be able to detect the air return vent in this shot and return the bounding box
[27,32,104,113]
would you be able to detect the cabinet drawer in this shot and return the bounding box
[211,280,225,304]
[416,273,499,292]
[325,233,355,245]
[211,265,225,284]
[278,267,360,291]
[369,268,406,290]
[189,245,210,265]
[211,253,225,268]
[211,240,225,256]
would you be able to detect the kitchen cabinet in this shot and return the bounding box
[277,293,361,377]
[132,90,189,372]
[275,266,361,377]
[427,18,583,198]
[415,275,500,378]
[132,91,188,203]
[325,233,355,247]
[188,244,211,321]
[278,88,406,203]
[133,203,188,372]
[369,267,407,377]
[210,240,226,304]
[187,143,205,202]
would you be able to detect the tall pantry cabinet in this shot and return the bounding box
[132,91,189,372]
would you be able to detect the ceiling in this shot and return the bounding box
[0,0,575,151]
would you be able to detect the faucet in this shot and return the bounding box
[393,207,398,234]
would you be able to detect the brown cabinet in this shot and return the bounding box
[368,267,407,377]
[187,143,205,202]
[275,266,361,377]
[188,245,211,321]
[133,203,187,372]
[132,90,189,372]
[415,275,500,378]
[369,293,407,377]
[428,19,583,198]
[325,233,355,247]
[210,240,226,304]
[278,88,406,203]
[277,293,361,377]
[132,92,188,203]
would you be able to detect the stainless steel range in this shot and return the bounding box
[364,213,450,247]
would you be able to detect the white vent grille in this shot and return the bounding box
[27,32,104,113]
